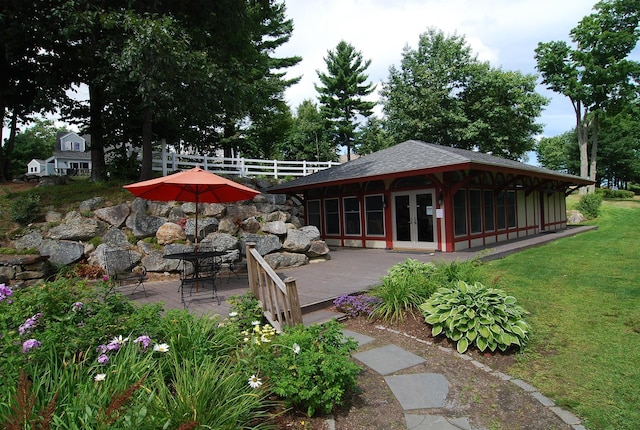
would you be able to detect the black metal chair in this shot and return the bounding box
[103,249,148,296]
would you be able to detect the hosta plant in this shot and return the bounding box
[420,280,531,354]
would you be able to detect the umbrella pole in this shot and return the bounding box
[195,192,199,247]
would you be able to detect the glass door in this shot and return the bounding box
[392,191,437,249]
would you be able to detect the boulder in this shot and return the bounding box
[226,205,258,222]
[126,211,167,239]
[217,218,239,235]
[79,197,104,212]
[185,217,218,240]
[262,221,287,235]
[147,201,172,217]
[265,210,290,223]
[181,202,198,215]
[142,250,176,272]
[39,239,85,266]
[299,225,321,241]
[103,227,130,247]
[306,240,330,257]
[48,216,102,241]
[242,217,261,234]
[239,234,281,256]
[264,252,308,269]
[45,211,62,223]
[201,232,239,252]
[262,193,287,205]
[567,210,587,224]
[202,203,225,217]
[14,231,43,251]
[282,229,311,253]
[94,204,130,227]
[156,222,186,245]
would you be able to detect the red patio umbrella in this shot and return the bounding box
[123,167,260,243]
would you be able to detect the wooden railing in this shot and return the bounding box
[245,243,303,331]
[152,148,339,179]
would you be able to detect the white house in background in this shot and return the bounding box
[27,131,92,176]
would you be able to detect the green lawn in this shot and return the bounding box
[481,198,640,429]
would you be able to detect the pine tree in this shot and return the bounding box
[315,41,376,160]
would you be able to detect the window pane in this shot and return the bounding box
[365,195,384,236]
[453,190,467,236]
[484,190,495,231]
[307,200,321,230]
[469,190,482,234]
[343,197,360,235]
[324,199,340,235]
[507,191,516,228]
[497,192,506,230]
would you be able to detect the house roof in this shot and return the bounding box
[270,140,592,192]
[51,151,91,160]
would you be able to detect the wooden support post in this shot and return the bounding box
[284,277,303,326]
[246,243,259,299]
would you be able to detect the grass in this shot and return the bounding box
[481,197,640,430]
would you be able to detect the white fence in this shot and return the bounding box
[152,149,339,178]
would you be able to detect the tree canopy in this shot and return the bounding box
[535,0,640,191]
[315,41,376,161]
[382,28,548,160]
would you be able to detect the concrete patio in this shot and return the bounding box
[130,225,597,322]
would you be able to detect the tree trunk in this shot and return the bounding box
[0,99,6,181]
[89,84,107,182]
[2,110,18,181]
[140,106,153,180]
[588,111,599,194]
[576,101,590,195]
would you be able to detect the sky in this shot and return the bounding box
[275,0,638,138]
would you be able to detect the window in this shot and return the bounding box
[496,191,506,230]
[453,190,467,236]
[74,141,81,151]
[469,189,482,234]
[324,198,340,235]
[365,195,385,236]
[343,197,361,235]
[507,191,516,228]
[307,200,321,230]
[483,190,495,231]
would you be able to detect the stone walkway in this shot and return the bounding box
[342,328,587,430]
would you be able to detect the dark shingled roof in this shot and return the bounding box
[270,140,592,192]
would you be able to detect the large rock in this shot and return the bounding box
[265,210,290,223]
[79,197,104,212]
[45,211,62,223]
[147,201,172,217]
[14,231,43,250]
[200,232,239,252]
[567,210,587,224]
[239,234,282,256]
[263,193,287,205]
[262,221,287,235]
[94,204,130,227]
[103,227,130,247]
[217,218,238,235]
[156,222,186,245]
[299,225,321,241]
[226,205,258,222]
[185,217,218,240]
[126,211,167,239]
[39,239,85,266]
[264,252,308,269]
[202,203,226,217]
[306,240,330,258]
[242,217,261,233]
[282,229,311,253]
[48,215,102,241]
[142,250,176,272]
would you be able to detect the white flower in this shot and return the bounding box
[94,373,106,382]
[248,374,262,389]
[292,343,301,354]
[153,343,170,353]
[260,335,271,343]
[251,320,261,326]
[111,335,129,345]
[228,311,238,318]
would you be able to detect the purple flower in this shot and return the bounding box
[72,302,83,311]
[22,339,41,353]
[134,335,152,350]
[19,313,43,336]
[103,276,109,282]
[97,354,109,364]
[106,342,120,351]
[96,344,108,354]
[0,284,13,302]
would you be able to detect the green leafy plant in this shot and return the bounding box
[254,321,360,416]
[370,259,436,322]
[420,280,531,354]
[576,192,602,219]
[10,194,41,225]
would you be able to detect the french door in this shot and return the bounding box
[392,191,437,249]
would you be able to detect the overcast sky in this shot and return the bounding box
[275,0,639,138]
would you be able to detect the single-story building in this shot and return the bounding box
[27,131,91,176]
[269,140,593,253]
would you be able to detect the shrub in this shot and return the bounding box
[254,321,360,416]
[576,192,602,219]
[10,193,40,225]
[370,259,437,322]
[420,280,531,354]
[333,294,381,317]
[599,188,635,199]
